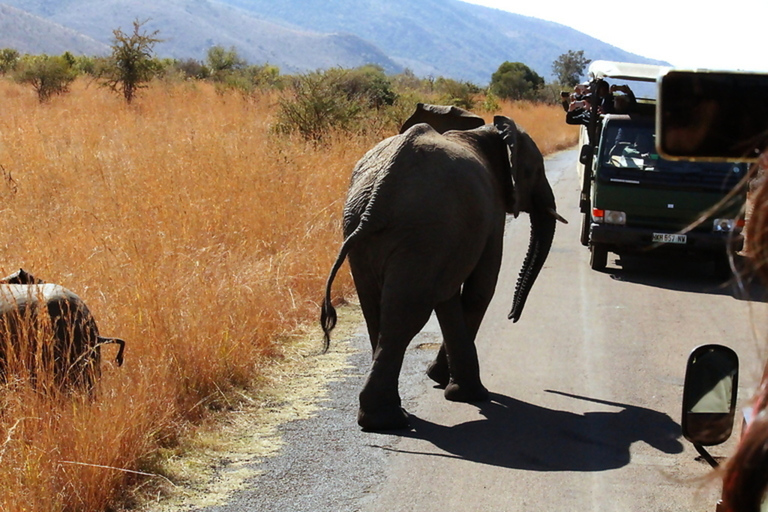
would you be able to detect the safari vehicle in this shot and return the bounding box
[574,61,748,274]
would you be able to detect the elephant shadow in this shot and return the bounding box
[391,390,683,472]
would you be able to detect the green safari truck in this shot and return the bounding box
[573,61,747,274]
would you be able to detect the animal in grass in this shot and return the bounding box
[0,269,125,391]
[321,104,566,430]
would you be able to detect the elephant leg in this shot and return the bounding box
[349,259,381,352]
[357,290,433,431]
[428,235,502,392]
[434,291,488,403]
[426,344,450,388]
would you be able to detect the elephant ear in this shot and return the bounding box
[400,103,486,134]
[493,115,523,217]
[494,115,551,218]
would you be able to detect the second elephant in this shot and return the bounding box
[0,270,125,391]
[322,104,565,431]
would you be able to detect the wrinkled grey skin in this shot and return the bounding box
[0,269,125,391]
[322,105,565,431]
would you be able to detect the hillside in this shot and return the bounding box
[219,0,665,83]
[0,0,668,84]
[0,4,108,56]
[0,0,401,74]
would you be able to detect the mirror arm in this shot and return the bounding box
[693,442,720,468]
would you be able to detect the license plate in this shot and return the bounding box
[652,233,687,244]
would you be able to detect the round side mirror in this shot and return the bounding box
[681,344,739,447]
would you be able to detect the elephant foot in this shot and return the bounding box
[444,380,489,403]
[357,405,410,431]
[426,359,450,388]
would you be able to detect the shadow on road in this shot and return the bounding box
[385,390,683,472]
[605,253,768,302]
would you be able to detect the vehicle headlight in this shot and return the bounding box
[604,210,627,225]
[713,219,737,232]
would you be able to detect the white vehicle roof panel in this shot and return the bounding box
[589,60,672,82]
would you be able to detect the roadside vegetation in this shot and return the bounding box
[0,34,580,511]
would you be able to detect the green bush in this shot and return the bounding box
[433,77,479,110]
[0,48,19,74]
[14,54,77,102]
[175,58,210,80]
[274,67,397,141]
[274,70,365,141]
[338,65,397,109]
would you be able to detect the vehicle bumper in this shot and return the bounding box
[590,224,744,254]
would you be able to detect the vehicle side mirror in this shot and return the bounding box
[579,144,593,165]
[681,344,739,466]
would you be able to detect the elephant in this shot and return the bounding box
[399,103,486,134]
[321,104,566,431]
[0,269,125,391]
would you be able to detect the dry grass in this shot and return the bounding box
[0,78,577,511]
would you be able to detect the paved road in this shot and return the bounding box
[196,149,768,512]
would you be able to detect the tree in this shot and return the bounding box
[489,61,544,101]
[206,46,247,79]
[340,65,397,109]
[552,50,591,88]
[14,54,77,102]
[0,48,20,74]
[434,77,479,110]
[103,19,162,103]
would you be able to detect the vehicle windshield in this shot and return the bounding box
[602,124,659,170]
[599,121,746,191]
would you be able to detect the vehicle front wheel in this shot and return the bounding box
[590,244,608,271]
[580,213,590,247]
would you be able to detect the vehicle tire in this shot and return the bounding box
[580,213,590,247]
[590,244,608,271]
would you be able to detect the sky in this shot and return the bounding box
[460,0,768,73]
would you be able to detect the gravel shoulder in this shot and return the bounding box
[140,303,440,512]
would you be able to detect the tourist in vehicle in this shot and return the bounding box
[595,80,615,114]
[565,98,591,125]
[565,81,636,124]
[611,84,637,113]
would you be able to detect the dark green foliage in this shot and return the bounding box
[338,65,397,109]
[203,46,282,94]
[489,61,544,101]
[275,66,397,140]
[0,48,20,74]
[275,69,365,141]
[206,46,247,78]
[552,50,590,87]
[14,54,77,102]
[434,78,479,110]
[175,58,210,80]
[102,19,162,103]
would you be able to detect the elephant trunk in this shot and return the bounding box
[508,204,557,322]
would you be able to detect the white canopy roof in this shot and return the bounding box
[588,60,672,82]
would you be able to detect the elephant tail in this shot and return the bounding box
[97,336,126,366]
[321,235,355,353]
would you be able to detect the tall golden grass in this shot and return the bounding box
[0,78,576,511]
